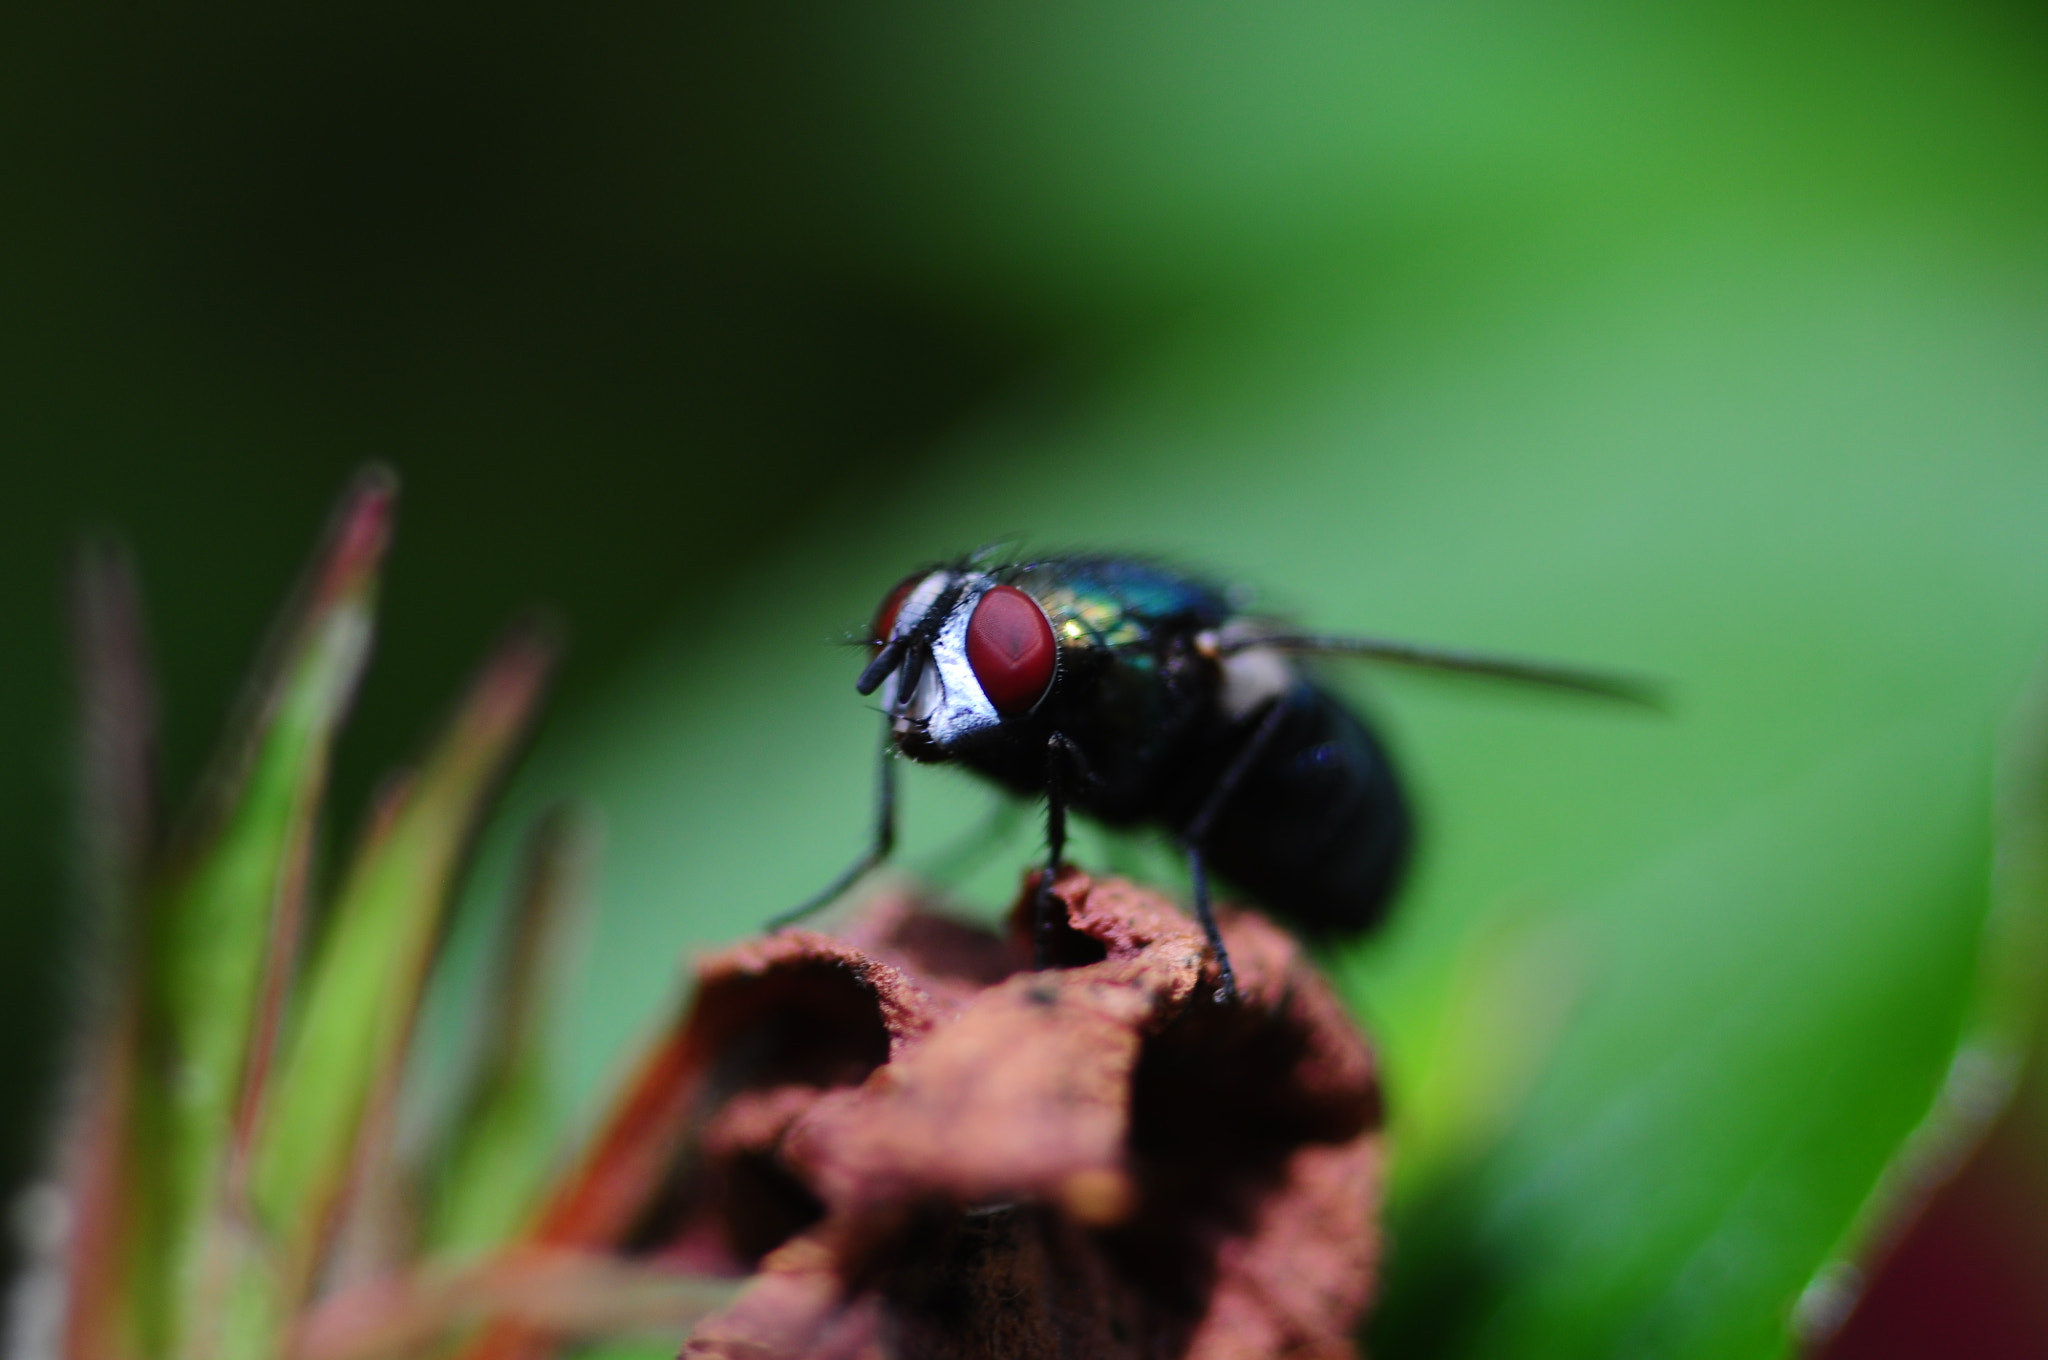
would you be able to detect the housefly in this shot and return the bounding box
[773,552,1653,1000]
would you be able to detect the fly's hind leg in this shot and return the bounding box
[1184,846,1235,1002]
[1180,694,1294,1002]
[768,714,897,930]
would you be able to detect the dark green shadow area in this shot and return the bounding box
[0,1,1050,1286]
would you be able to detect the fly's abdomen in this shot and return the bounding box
[1195,683,1412,938]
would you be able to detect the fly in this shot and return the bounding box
[772,553,1654,1001]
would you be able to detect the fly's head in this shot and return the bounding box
[858,568,1058,761]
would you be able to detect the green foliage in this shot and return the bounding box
[247,627,552,1290]
[130,475,390,1358]
[423,809,599,1260]
[66,475,570,1360]
[21,4,2048,1356]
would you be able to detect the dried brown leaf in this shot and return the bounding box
[473,872,1383,1360]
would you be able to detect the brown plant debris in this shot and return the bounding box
[473,871,1383,1360]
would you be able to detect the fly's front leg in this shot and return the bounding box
[769,714,897,930]
[1035,732,1081,969]
[1181,695,1293,1002]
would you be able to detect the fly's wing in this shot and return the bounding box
[965,535,1029,571]
[1219,622,1664,707]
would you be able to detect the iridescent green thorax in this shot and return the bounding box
[1004,556,1232,657]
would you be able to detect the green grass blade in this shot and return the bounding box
[132,471,392,1358]
[70,537,159,994]
[248,626,555,1312]
[426,805,599,1259]
[55,541,161,1360]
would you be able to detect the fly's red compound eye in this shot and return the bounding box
[872,573,924,646]
[966,585,1056,715]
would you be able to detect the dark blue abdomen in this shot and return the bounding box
[1186,681,1411,937]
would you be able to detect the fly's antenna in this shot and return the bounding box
[860,577,974,703]
[856,639,907,696]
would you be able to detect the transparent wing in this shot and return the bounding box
[1226,630,1665,707]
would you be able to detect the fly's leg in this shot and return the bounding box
[1035,732,1081,969]
[1181,695,1293,1002]
[1185,847,1235,1002]
[769,715,897,930]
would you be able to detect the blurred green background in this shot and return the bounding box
[5,3,2047,1356]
